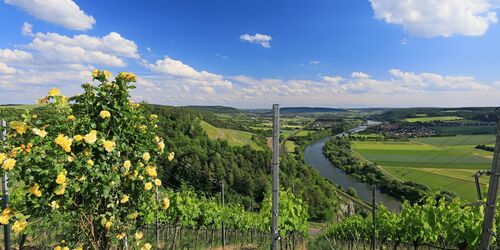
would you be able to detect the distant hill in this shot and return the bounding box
[184,105,241,113]
[280,107,346,114]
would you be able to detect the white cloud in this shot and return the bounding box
[309,60,320,65]
[351,72,371,79]
[21,22,32,36]
[0,49,33,62]
[240,33,272,48]
[145,57,232,90]
[0,63,16,74]
[370,0,498,37]
[5,0,95,31]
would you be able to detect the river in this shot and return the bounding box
[303,121,401,211]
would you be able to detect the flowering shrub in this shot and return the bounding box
[0,70,173,248]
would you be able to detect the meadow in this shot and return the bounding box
[200,120,263,150]
[404,116,464,123]
[352,135,495,201]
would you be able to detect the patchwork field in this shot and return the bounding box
[404,116,463,123]
[200,121,263,150]
[352,135,495,201]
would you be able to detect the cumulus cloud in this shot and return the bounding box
[370,0,498,37]
[240,33,272,48]
[21,22,32,36]
[145,57,233,91]
[5,0,96,31]
[351,72,371,79]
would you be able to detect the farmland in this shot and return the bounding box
[352,135,495,201]
[200,120,264,150]
[404,116,464,123]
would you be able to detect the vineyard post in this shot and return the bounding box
[155,188,159,247]
[1,119,10,250]
[371,184,376,250]
[271,104,280,250]
[480,108,500,250]
[221,181,226,248]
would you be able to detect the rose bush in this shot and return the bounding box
[0,70,173,249]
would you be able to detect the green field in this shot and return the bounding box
[285,140,296,153]
[404,116,463,123]
[352,135,495,201]
[200,121,263,150]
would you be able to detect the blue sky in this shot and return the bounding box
[1,0,500,108]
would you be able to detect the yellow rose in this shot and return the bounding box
[75,246,83,250]
[120,195,129,204]
[56,172,66,185]
[150,114,158,120]
[103,140,116,152]
[144,182,153,191]
[12,219,27,234]
[118,72,137,82]
[105,221,112,230]
[168,152,175,161]
[28,183,42,197]
[73,135,84,142]
[67,115,76,121]
[2,158,16,171]
[104,70,111,79]
[142,152,150,162]
[32,128,48,138]
[123,160,131,171]
[157,141,165,152]
[92,69,99,77]
[54,134,73,153]
[135,231,144,240]
[154,178,161,186]
[162,197,170,209]
[84,130,98,144]
[87,159,94,166]
[128,212,139,220]
[0,208,11,224]
[9,121,28,135]
[0,153,6,163]
[54,246,61,250]
[48,88,61,97]
[99,110,111,119]
[50,201,60,209]
[117,232,126,240]
[54,184,66,195]
[145,166,157,177]
[141,243,152,250]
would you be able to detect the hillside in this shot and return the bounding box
[200,120,264,150]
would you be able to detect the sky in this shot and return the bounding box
[1,0,500,108]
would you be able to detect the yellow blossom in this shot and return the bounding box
[12,219,27,234]
[54,246,61,250]
[75,246,83,250]
[54,184,66,195]
[142,152,150,162]
[128,212,139,220]
[73,135,84,142]
[56,172,66,185]
[32,128,48,138]
[135,231,144,240]
[162,197,170,209]
[144,182,153,191]
[50,201,60,209]
[157,141,165,152]
[84,130,98,144]
[9,121,28,135]
[55,134,73,153]
[103,140,116,152]
[48,88,61,96]
[123,160,131,171]
[87,159,94,166]
[117,232,126,240]
[99,110,111,119]
[104,70,111,79]
[145,166,157,177]
[150,114,158,120]
[154,136,160,143]
[2,158,16,171]
[120,195,129,204]
[29,183,42,197]
[67,115,76,121]
[92,69,99,77]
[0,207,11,224]
[141,243,152,250]
[105,221,113,230]
[154,178,161,186]
[118,72,137,82]
[168,152,175,161]
[67,156,74,162]
[0,153,6,163]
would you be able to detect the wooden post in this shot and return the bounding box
[271,104,280,250]
[221,181,226,248]
[1,120,10,250]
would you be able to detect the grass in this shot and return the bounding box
[200,121,263,150]
[352,135,495,201]
[285,140,296,153]
[404,116,464,123]
[0,104,44,110]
